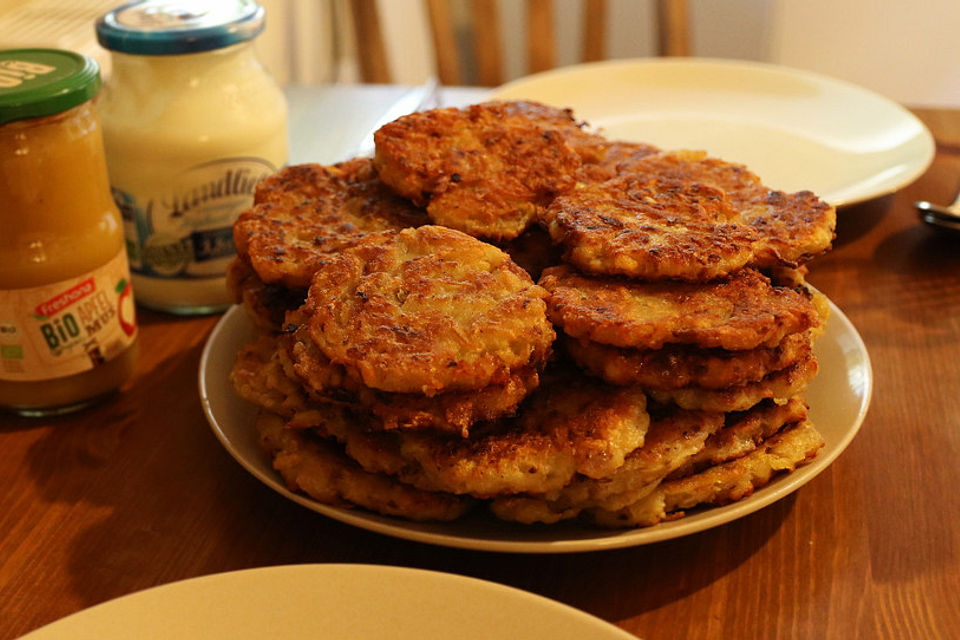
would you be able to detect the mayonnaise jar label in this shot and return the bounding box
[117,156,276,279]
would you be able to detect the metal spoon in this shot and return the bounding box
[916,188,960,232]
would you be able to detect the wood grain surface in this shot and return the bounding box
[1,108,959,640]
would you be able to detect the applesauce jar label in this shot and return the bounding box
[0,250,137,382]
[115,157,276,281]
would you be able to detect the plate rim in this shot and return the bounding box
[490,56,935,208]
[199,300,872,554]
[21,563,637,639]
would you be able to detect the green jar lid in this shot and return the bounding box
[0,49,101,125]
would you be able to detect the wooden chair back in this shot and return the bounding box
[349,0,690,86]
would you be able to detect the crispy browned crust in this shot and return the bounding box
[629,151,836,267]
[255,411,473,521]
[226,257,306,332]
[285,327,539,436]
[373,101,582,240]
[762,264,809,288]
[668,397,808,479]
[761,266,831,339]
[226,99,836,530]
[230,334,309,416]
[646,354,818,412]
[234,158,428,289]
[303,364,650,498]
[571,137,662,184]
[229,326,538,437]
[491,112,659,183]
[662,418,824,510]
[540,265,821,351]
[629,150,765,199]
[590,418,824,528]
[306,226,555,394]
[543,171,759,281]
[745,190,836,267]
[490,405,724,524]
[565,330,814,390]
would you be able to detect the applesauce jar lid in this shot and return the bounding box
[96,0,265,55]
[0,49,101,125]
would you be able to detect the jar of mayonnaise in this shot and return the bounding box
[0,49,139,416]
[96,0,288,314]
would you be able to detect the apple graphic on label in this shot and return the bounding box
[116,279,136,336]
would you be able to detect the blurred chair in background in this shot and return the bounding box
[348,0,689,86]
[0,0,954,105]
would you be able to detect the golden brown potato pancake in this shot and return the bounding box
[542,172,758,281]
[305,226,555,395]
[571,137,662,184]
[629,150,836,267]
[373,101,583,240]
[668,397,808,479]
[226,257,306,331]
[234,158,428,289]
[302,365,650,498]
[285,326,539,436]
[591,418,824,527]
[565,330,813,390]
[227,98,836,532]
[490,405,724,524]
[230,334,309,416]
[229,327,538,437]
[645,354,817,412]
[540,265,821,351]
[256,411,473,521]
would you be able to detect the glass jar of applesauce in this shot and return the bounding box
[0,49,139,417]
[96,0,288,314]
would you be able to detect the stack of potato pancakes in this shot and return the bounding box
[227,101,835,527]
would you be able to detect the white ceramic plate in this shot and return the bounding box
[490,58,934,207]
[21,564,636,639]
[198,300,871,554]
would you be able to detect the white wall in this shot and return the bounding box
[767,0,960,107]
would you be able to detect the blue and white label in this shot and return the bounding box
[115,157,275,279]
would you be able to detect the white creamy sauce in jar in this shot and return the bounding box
[96,0,287,314]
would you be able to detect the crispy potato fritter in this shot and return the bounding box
[234,158,428,289]
[286,327,539,436]
[306,366,651,498]
[373,101,584,240]
[540,265,820,351]
[543,173,759,281]
[645,354,819,412]
[490,406,723,524]
[306,226,555,394]
[256,411,473,521]
[226,98,835,532]
[628,151,836,267]
[565,330,814,390]
[591,419,824,528]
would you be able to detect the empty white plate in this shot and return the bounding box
[21,564,635,639]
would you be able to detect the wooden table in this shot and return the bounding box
[2,94,959,639]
